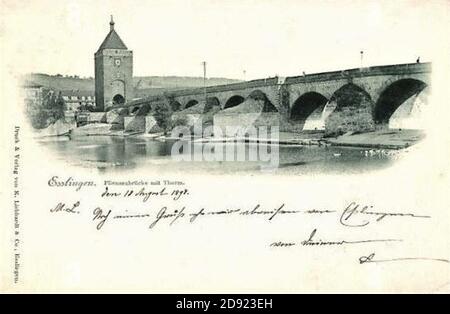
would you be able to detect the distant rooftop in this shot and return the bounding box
[21,82,43,89]
[60,89,95,97]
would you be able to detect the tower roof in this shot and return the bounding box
[96,16,128,52]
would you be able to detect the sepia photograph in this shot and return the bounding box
[1,0,449,295]
[20,2,433,174]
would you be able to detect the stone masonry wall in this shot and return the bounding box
[214,113,279,137]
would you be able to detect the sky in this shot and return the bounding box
[2,0,449,80]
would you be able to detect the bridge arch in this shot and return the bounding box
[135,103,151,116]
[224,95,245,109]
[130,106,141,115]
[204,97,221,113]
[374,78,427,124]
[111,79,126,106]
[169,99,182,112]
[112,94,125,106]
[249,90,278,112]
[329,83,373,110]
[290,92,328,121]
[184,99,199,109]
[324,83,374,133]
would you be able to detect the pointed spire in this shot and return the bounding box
[97,16,127,52]
[110,15,115,31]
[97,15,127,52]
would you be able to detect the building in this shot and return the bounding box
[60,90,96,111]
[94,16,133,111]
[21,83,46,112]
[22,81,95,113]
[21,83,57,122]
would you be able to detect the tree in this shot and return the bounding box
[172,116,188,128]
[153,102,173,135]
[42,89,55,109]
[29,110,50,129]
[51,91,66,120]
[169,99,181,112]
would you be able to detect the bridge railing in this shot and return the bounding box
[285,62,431,85]
[126,62,431,107]
[168,77,280,96]
[126,77,280,106]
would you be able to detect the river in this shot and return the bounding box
[37,135,397,175]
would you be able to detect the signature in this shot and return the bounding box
[300,228,401,246]
[270,228,402,247]
[359,252,449,264]
[340,202,430,227]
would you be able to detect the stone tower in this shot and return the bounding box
[95,16,133,111]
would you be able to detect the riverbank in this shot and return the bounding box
[186,131,325,146]
[324,129,425,149]
[152,129,424,150]
[36,120,425,150]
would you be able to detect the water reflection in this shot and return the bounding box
[37,135,396,174]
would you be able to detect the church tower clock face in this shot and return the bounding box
[115,59,121,66]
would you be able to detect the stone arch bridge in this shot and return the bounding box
[119,62,431,130]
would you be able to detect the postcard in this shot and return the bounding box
[1,0,449,293]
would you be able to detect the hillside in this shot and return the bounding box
[22,73,242,94]
[133,76,242,89]
[23,73,95,91]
